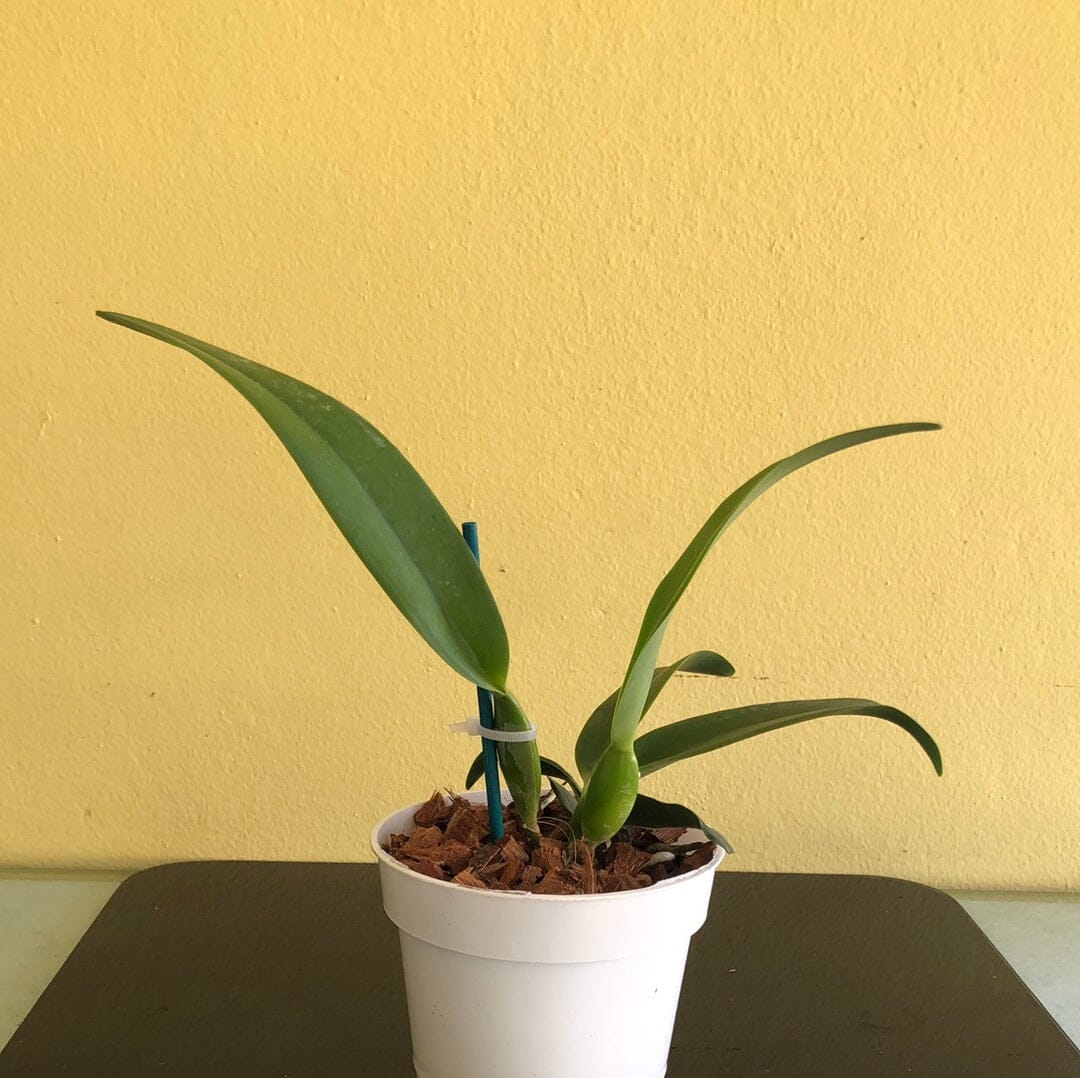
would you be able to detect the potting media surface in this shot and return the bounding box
[383,792,717,894]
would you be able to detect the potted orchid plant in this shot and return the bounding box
[98,311,942,1078]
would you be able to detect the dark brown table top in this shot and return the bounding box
[2,862,1077,1077]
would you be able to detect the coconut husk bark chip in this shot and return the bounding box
[385,793,717,896]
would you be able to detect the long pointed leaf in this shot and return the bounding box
[635,698,943,777]
[575,650,735,779]
[98,312,510,691]
[625,793,734,854]
[608,424,940,749]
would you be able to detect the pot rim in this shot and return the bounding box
[370,790,725,903]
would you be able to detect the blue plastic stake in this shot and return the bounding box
[461,521,504,840]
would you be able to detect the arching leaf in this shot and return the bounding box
[98,312,510,691]
[625,793,733,854]
[635,698,943,777]
[607,424,941,751]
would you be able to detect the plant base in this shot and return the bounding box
[372,792,724,1078]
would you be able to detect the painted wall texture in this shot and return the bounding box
[2,3,1077,889]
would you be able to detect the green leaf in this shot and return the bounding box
[607,424,940,750]
[97,312,510,692]
[539,756,583,796]
[491,692,542,833]
[466,751,581,798]
[624,793,733,854]
[635,697,943,777]
[575,650,735,779]
[549,778,578,815]
[465,751,486,790]
[452,694,542,831]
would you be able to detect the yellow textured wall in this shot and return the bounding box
[2,3,1077,890]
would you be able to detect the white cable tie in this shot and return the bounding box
[448,716,538,743]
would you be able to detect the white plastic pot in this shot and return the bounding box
[371,792,724,1078]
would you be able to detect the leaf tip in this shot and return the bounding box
[96,310,139,332]
[923,737,944,776]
